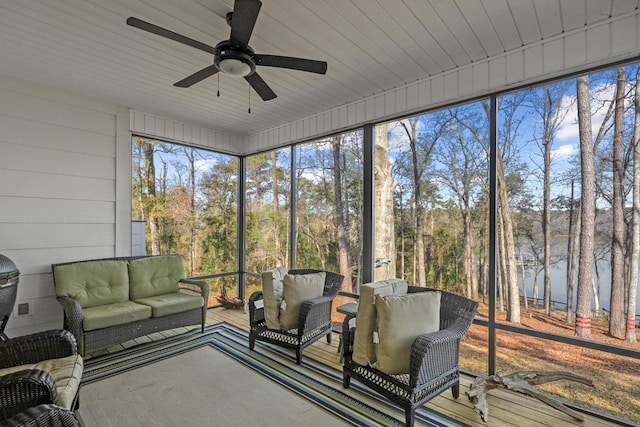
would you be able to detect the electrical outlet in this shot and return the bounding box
[17,303,29,315]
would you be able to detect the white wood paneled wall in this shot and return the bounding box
[0,76,122,336]
[130,110,242,154]
[244,11,640,155]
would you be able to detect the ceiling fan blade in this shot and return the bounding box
[229,0,262,49]
[174,64,220,88]
[127,17,218,55]
[254,54,327,74]
[245,72,277,101]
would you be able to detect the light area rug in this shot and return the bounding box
[79,323,463,427]
[79,345,347,426]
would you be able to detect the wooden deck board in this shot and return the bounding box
[92,307,623,427]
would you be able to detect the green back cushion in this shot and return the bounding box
[374,291,441,375]
[53,260,129,308]
[279,272,326,330]
[128,255,185,299]
[261,266,288,330]
[352,279,408,366]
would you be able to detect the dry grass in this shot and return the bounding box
[461,304,640,424]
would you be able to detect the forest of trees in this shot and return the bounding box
[133,63,640,345]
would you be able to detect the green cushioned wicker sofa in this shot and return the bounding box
[52,255,209,356]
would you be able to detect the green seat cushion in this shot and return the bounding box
[128,255,185,299]
[374,291,441,375]
[352,279,408,366]
[82,301,151,331]
[134,292,204,317]
[53,260,129,308]
[279,272,326,330]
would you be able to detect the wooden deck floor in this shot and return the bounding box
[97,307,627,427]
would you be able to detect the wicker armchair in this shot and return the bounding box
[249,269,344,364]
[1,404,79,427]
[342,287,478,427]
[0,330,82,423]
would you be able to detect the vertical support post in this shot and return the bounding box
[289,145,298,269]
[238,155,247,301]
[363,124,375,285]
[488,95,498,375]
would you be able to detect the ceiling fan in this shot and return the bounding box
[127,0,327,102]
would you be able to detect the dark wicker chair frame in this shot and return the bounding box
[0,330,81,423]
[249,269,344,364]
[1,404,79,427]
[52,256,209,356]
[342,286,478,427]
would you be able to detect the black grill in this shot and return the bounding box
[0,254,19,340]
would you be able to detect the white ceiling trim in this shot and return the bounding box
[129,109,242,155]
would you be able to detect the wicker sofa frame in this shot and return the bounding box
[342,286,478,427]
[52,256,209,356]
[0,330,81,423]
[248,269,344,364]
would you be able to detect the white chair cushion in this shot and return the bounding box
[0,354,84,410]
[352,279,408,366]
[261,266,288,329]
[279,272,326,330]
[374,291,441,375]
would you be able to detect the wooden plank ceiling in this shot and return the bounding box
[0,0,637,139]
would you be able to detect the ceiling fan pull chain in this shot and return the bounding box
[217,73,220,97]
[248,85,251,114]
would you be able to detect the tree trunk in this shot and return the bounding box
[542,88,552,316]
[575,75,595,339]
[533,266,540,307]
[409,120,427,288]
[143,141,161,255]
[519,252,528,309]
[497,152,521,323]
[464,210,477,299]
[332,136,352,292]
[270,151,283,266]
[594,259,601,314]
[185,148,197,275]
[609,67,626,338]
[374,124,397,282]
[498,212,506,313]
[568,205,581,323]
[628,68,640,342]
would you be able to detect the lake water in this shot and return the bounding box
[520,260,640,319]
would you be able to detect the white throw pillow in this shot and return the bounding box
[352,279,408,366]
[374,291,441,375]
[279,272,326,330]
[261,266,288,329]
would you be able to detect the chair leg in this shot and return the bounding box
[249,335,255,351]
[405,407,415,427]
[326,331,332,344]
[452,380,460,399]
[296,349,302,364]
[342,372,351,388]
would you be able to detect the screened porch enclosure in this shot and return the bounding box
[131,61,640,425]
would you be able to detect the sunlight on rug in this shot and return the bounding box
[79,323,463,427]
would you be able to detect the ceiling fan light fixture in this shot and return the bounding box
[215,50,255,77]
[218,58,251,76]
